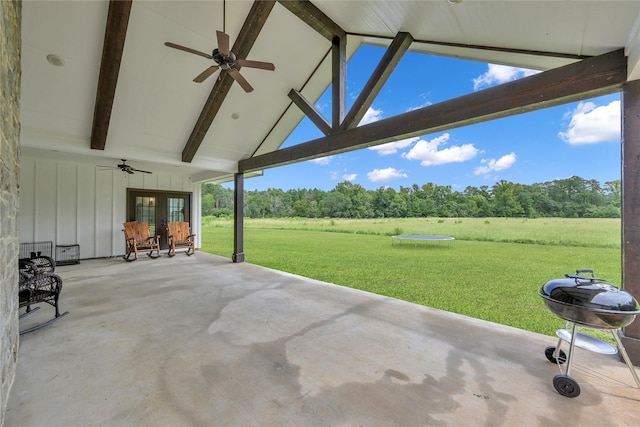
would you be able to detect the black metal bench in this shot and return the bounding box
[18,256,69,334]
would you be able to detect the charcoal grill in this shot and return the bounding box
[539,269,640,398]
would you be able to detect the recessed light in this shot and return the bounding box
[46,54,65,67]
[447,0,463,4]
[231,112,240,120]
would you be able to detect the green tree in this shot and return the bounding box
[333,181,373,218]
[491,180,524,217]
[202,193,215,216]
[202,177,619,219]
[371,187,408,217]
[293,199,317,217]
[245,190,271,218]
[201,183,234,216]
[320,191,352,217]
[604,180,621,207]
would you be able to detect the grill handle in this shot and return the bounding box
[565,268,597,284]
[575,268,594,277]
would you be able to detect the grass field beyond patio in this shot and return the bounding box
[200,217,622,338]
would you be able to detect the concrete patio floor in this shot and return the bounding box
[6,252,640,426]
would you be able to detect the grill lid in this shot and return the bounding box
[539,270,640,315]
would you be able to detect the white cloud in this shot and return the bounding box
[367,167,407,183]
[368,137,419,156]
[359,107,383,125]
[402,133,479,166]
[309,156,333,165]
[558,100,621,145]
[314,101,328,113]
[342,173,357,182]
[473,64,540,90]
[474,152,517,176]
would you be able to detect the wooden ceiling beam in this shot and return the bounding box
[342,32,413,130]
[288,89,332,135]
[279,1,347,131]
[90,0,132,150]
[182,0,276,163]
[346,32,588,61]
[239,49,626,173]
[277,0,346,41]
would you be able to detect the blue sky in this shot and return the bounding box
[240,45,621,192]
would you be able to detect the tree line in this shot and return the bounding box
[202,176,621,219]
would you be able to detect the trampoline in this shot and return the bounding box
[391,235,455,249]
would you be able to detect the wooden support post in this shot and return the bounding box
[622,79,640,364]
[332,35,346,130]
[232,172,245,263]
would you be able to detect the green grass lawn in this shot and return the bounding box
[202,216,621,248]
[200,217,622,338]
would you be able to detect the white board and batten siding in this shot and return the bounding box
[19,156,201,259]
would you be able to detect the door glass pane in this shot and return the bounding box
[168,198,185,222]
[135,196,156,235]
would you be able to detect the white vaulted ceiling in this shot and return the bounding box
[20,1,640,183]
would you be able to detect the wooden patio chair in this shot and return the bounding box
[123,221,160,261]
[167,221,195,257]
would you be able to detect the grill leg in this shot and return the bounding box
[565,322,579,377]
[553,338,565,367]
[553,321,569,371]
[611,329,640,388]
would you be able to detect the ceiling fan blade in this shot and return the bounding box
[164,42,213,59]
[131,169,152,174]
[216,30,230,56]
[227,68,253,93]
[236,59,275,71]
[125,169,135,175]
[193,65,220,83]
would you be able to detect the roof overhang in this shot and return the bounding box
[20,1,640,183]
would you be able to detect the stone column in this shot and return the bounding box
[0,1,22,424]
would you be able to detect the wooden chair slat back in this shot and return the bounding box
[167,222,190,241]
[124,221,151,243]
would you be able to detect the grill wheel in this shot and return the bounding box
[553,374,581,398]
[544,346,567,364]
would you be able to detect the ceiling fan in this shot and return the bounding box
[99,160,152,175]
[164,30,275,93]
